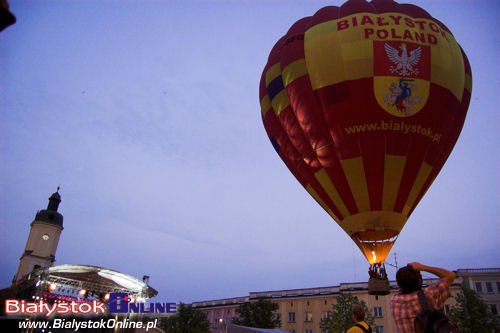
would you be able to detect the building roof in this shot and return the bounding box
[192,268,500,309]
[34,189,63,227]
[37,264,157,299]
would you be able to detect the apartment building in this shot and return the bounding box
[192,268,500,333]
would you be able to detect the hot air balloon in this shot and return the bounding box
[259,0,471,294]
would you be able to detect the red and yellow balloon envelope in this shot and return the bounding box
[260,0,472,265]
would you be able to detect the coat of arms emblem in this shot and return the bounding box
[373,41,430,118]
[383,78,422,116]
[384,43,422,76]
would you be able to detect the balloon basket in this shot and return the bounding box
[368,263,390,296]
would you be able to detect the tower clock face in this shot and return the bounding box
[42,234,50,241]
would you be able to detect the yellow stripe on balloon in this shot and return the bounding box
[306,184,339,221]
[383,154,407,211]
[465,74,472,94]
[305,13,467,94]
[314,168,350,218]
[430,40,465,102]
[305,18,375,89]
[341,39,372,61]
[260,95,272,117]
[402,162,433,216]
[271,90,290,116]
[282,59,308,87]
[265,63,282,86]
[304,19,337,41]
[341,41,373,80]
[341,157,371,212]
[304,29,343,90]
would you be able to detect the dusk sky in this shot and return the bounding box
[1,0,498,304]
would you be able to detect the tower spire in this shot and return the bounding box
[47,187,61,212]
[14,189,64,281]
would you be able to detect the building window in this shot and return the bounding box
[490,304,498,315]
[373,306,383,318]
[497,282,500,293]
[272,313,281,321]
[444,304,450,314]
[475,282,483,293]
[288,312,295,323]
[305,312,313,322]
[486,282,493,293]
[321,311,331,320]
[305,330,313,333]
[375,326,384,333]
[289,331,295,333]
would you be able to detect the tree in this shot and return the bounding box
[448,284,499,333]
[320,293,374,333]
[232,299,281,329]
[160,303,210,333]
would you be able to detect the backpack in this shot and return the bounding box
[414,290,460,333]
[354,323,373,333]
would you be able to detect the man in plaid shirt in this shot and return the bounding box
[390,262,455,333]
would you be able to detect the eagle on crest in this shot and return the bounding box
[384,43,422,76]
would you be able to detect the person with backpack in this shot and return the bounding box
[390,262,457,332]
[347,304,372,333]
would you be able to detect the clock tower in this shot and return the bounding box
[14,189,64,282]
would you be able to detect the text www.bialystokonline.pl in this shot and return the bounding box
[18,318,159,332]
[344,120,442,142]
